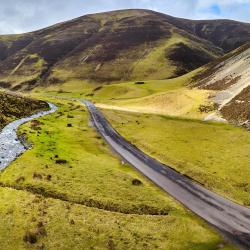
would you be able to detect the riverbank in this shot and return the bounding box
[0,102,57,171]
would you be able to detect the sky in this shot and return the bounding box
[0,0,249,34]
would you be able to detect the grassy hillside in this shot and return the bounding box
[0,9,249,250]
[103,109,250,207]
[0,187,232,250]
[33,68,215,120]
[0,98,235,249]
[0,91,48,130]
[98,88,211,119]
[0,9,249,90]
[166,17,250,52]
[33,42,249,125]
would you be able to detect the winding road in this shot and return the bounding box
[83,100,250,249]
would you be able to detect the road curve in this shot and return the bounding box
[83,100,250,249]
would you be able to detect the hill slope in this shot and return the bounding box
[0,91,48,129]
[195,42,250,127]
[0,9,249,90]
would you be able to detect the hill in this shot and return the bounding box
[195,42,250,127]
[0,9,249,90]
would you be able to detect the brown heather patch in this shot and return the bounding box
[221,85,250,124]
[200,75,242,91]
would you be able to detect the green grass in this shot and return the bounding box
[35,69,198,102]
[93,77,186,101]
[0,92,48,130]
[0,98,235,249]
[90,68,212,119]
[0,187,234,250]
[0,99,174,214]
[97,86,210,119]
[103,109,250,206]
[131,34,186,80]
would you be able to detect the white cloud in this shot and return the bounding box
[193,0,250,21]
[0,0,249,34]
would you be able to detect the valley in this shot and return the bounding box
[0,97,235,249]
[0,8,249,250]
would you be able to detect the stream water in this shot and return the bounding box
[0,102,57,171]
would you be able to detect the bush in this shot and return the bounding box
[132,179,142,186]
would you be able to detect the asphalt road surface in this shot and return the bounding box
[83,100,250,249]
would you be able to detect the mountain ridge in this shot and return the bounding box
[0,9,249,90]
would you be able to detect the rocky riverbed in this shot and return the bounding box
[0,103,57,171]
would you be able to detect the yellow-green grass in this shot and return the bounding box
[33,56,202,102]
[34,69,196,101]
[2,74,37,86]
[92,76,188,101]
[0,54,46,89]
[34,64,215,120]
[103,109,250,207]
[96,68,202,102]
[33,79,95,99]
[130,34,185,80]
[97,87,213,119]
[0,97,235,249]
[0,34,24,44]
[0,98,174,215]
[0,187,235,250]
[91,68,213,119]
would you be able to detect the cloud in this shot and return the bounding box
[0,0,249,34]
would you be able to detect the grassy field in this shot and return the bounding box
[0,97,235,249]
[34,68,202,101]
[0,98,174,215]
[92,74,190,101]
[88,68,216,119]
[0,186,235,250]
[97,87,212,119]
[103,109,250,207]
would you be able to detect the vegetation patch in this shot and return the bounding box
[0,92,48,130]
[167,42,216,75]
[0,186,234,250]
[221,85,250,126]
[103,109,250,206]
[0,96,237,249]
[0,99,178,215]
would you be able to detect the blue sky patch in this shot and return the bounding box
[210,4,221,15]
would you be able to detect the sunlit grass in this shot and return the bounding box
[0,97,235,249]
[103,109,250,206]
